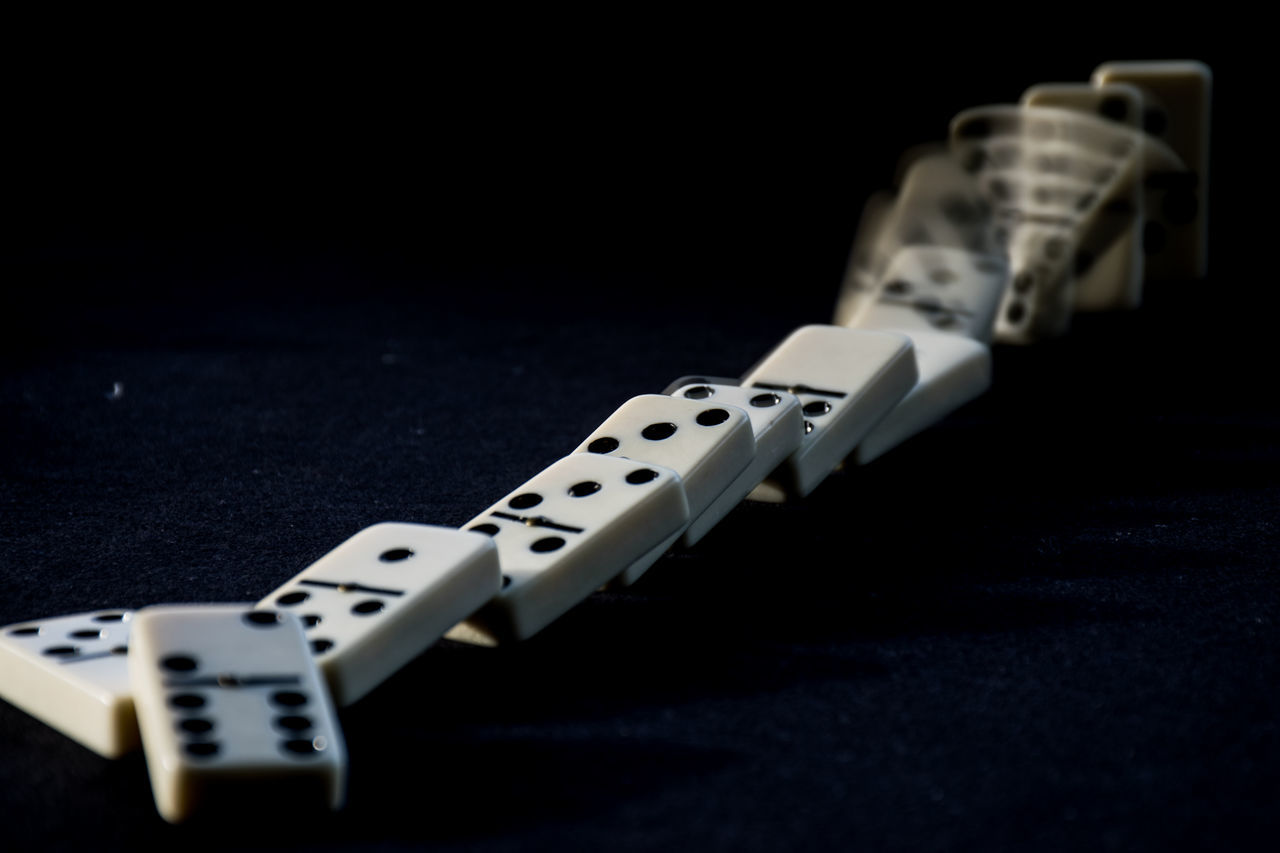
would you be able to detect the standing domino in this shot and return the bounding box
[667,383,805,545]
[1092,60,1211,280]
[742,325,917,502]
[256,523,500,706]
[0,609,137,757]
[130,605,346,823]
[447,453,690,645]
[572,394,755,553]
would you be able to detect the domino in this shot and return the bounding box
[130,605,346,823]
[256,523,500,706]
[446,452,690,645]
[1022,82,1147,310]
[843,244,1008,343]
[834,154,994,329]
[572,394,756,553]
[0,609,137,758]
[1092,60,1211,279]
[742,325,917,502]
[852,330,991,465]
[667,382,805,545]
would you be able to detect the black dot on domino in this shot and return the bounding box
[277,591,309,606]
[301,615,321,628]
[275,715,313,732]
[185,742,220,758]
[311,639,335,654]
[587,437,619,454]
[379,548,414,562]
[989,179,1010,201]
[1006,302,1027,323]
[1098,95,1128,122]
[531,537,565,553]
[802,401,831,417]
[470,523,500,536]
[884,280,910,295]
[1013,272,1035,294]
[271,691,309,708]
[641,422,677,441]
[170,693,206,710]
[94,613,127,623]
[70,629,103,639]
[282,738,322,757]
[696,409,730,426]
[626,468,659,484]
[683,386,714,399]
[750,393,780,408]
[111,645,127,655]
[352,600,384,615]
[568,480,601,497]
[161,655,198,672]
[179,718,214,735]
[501,575,512,589]
[43,646,79,657]
[509,493,543,510]
[9,626,39,636]
[244,611,281,628]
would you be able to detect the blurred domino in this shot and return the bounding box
[447,453,690,645]
[1092,60,1211,279]
[852,330,991,464]
[130,605,346,823]
[572,394,755,555]
[1023,81,1147,310]
[844,245,1008,342]
[256,523,500,706]
[0,609,137,757]
[742,325,916,502]
[667,382,805,544]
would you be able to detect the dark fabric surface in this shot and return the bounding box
[3,28,1275,852]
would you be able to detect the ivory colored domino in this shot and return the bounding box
[0,609,137,758]
[742,325,917,502]
[1092,60,1211,279]
[447,453,690,645]
[572,394,754,558]
[667,382,805,545]
[130,605,346,824]
[256,523,500,706]
[853,330,991,465]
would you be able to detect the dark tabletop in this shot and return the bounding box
[3,26,1275,852]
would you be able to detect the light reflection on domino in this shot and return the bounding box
[742,325,917,502]
[572,393,756,557]
[130,604,346,824]
[0,609,137,758]
[255,523,500,706]
[447,453,690,645]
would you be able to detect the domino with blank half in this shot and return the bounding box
[446,452,690,645]
[0,609,137,758]
[571,393,756,556]
[742,325,917,502]
[255,523,500,706]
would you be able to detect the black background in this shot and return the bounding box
[3,18,1276,852]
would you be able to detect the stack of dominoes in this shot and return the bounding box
[0,59,1211,824]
